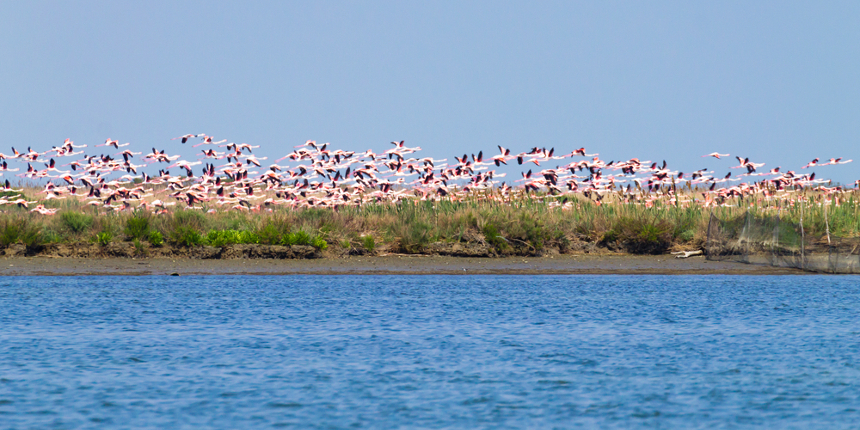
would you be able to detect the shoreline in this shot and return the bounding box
[0,255,807,276]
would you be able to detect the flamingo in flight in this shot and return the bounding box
[802,158,819,169]
[172,134,206,144]
[0,127,855,217]
[822,158,853,166]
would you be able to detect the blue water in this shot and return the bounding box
[1,275,860,429]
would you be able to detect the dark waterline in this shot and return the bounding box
[1,275,859,429]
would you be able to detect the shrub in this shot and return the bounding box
[482,224,508,250]
[238,230,260,244]
[676,229,695,243]
[519,215,546,250]
[0,219,42,249]
[170,226,203,247]
[96,231,113,246]
[504,213,547,251]
[41,228,62,244]
[0,220,22,246]
[311,236,328,250]
[361,235,376,253]
[257,221,289,245]
[217,211,254,231]
[21,223,44,248]
[205,230,238,247]
[282,230,311,246]
[148,230,164,247]
[205,229,261,247]
[172,210,206,231]
[133,238,147,256]
[398,221,432,253]
[125,215,150,240]
[294,231,311,246]
[61,211,93,234]
[601,229,619,244]
[616,216,672,254]
[557,234,572,253]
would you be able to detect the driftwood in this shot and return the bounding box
[671,250,703,259]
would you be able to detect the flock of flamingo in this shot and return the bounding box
[0,134,854,216]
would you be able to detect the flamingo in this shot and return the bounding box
[823,158,853,166]
[192,136,226,147]
[802,158,819,169]
[0,129,851,220]
[172,133,206,144]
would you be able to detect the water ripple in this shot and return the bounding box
[0,274,859,428]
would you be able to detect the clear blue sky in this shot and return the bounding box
[1,1,858,183]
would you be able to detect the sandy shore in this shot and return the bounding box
[0,255,805,276]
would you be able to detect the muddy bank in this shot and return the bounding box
[0,254,804,276]
[0,240,808,276]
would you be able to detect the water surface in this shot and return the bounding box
[1,275,859,429]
